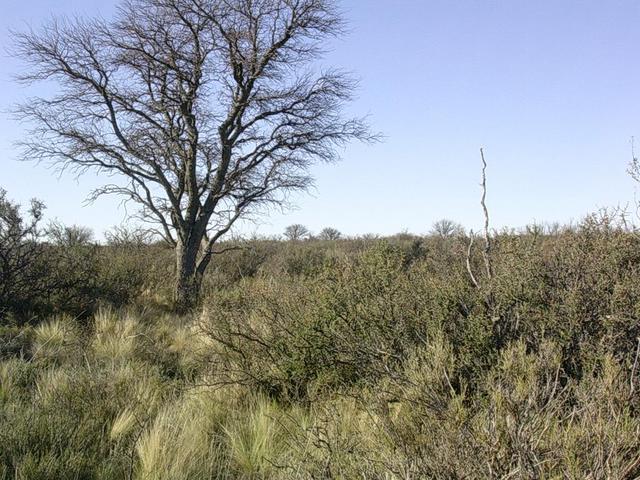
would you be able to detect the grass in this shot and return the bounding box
[32,316,80,363]
[224,396,284,477]
[92,307,140,364]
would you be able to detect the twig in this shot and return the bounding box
[621,451,640,480]
[631,337,640,395]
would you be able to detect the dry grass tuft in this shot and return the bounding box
[92,307,140,363]
[32,316,80,363]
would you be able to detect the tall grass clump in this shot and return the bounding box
[135,390,227,480]
[31,316,81,364]
[91,307,140,364]
[224,396,285,478]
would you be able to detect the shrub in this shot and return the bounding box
[0,189,46,322]
[201,242,429,400]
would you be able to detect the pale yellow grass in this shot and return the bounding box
[92,307,140,363]
[32,316,79,363]
[135,389,226,480]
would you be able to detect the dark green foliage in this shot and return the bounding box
[202,243,424,400]
[0,190,165,325]
[0,190,46,321]
[94,245,165,308]
[199,222,640,406]
[0,326,33,361]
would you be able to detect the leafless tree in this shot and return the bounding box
[47,222,94,247]
[13,0,373,309]
[627,136,640,228]
[283,223,309,241]
[479,148,493,281]
[630,137,640,181]
[104,225,154,247]
[318,226,341,240]
[430,218,463,238]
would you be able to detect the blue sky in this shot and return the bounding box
[1,0,639,238]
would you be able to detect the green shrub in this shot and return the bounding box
[201,243,430,400]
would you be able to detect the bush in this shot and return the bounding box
[0,189,47,322]
[200,243,430,400]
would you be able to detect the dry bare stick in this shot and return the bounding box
[480,148,493,281]
[466,229,480,289]
[466,149,494,291]
[628,137,640,231]
[630,136,638,181]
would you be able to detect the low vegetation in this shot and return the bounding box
[2,201,640,478]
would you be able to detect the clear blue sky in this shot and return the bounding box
[1,0,639,238]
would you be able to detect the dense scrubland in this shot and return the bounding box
[2,197,640,479]
[5,0,639,476]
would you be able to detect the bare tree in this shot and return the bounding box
[283,223,309,241]
[13,0,372,309]
[105,225,154,247]
[430,218,463,238]
[318,226,341,240]
[630,136,639,182]
[47,222,94,247]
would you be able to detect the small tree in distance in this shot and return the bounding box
[14,0,373,310]
[47,222,94,247]
[430,219,465,238]
[318,227,342,240]
[284,224,310,241]
[104,225,154,247]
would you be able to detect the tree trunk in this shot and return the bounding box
[175,240,203,312]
